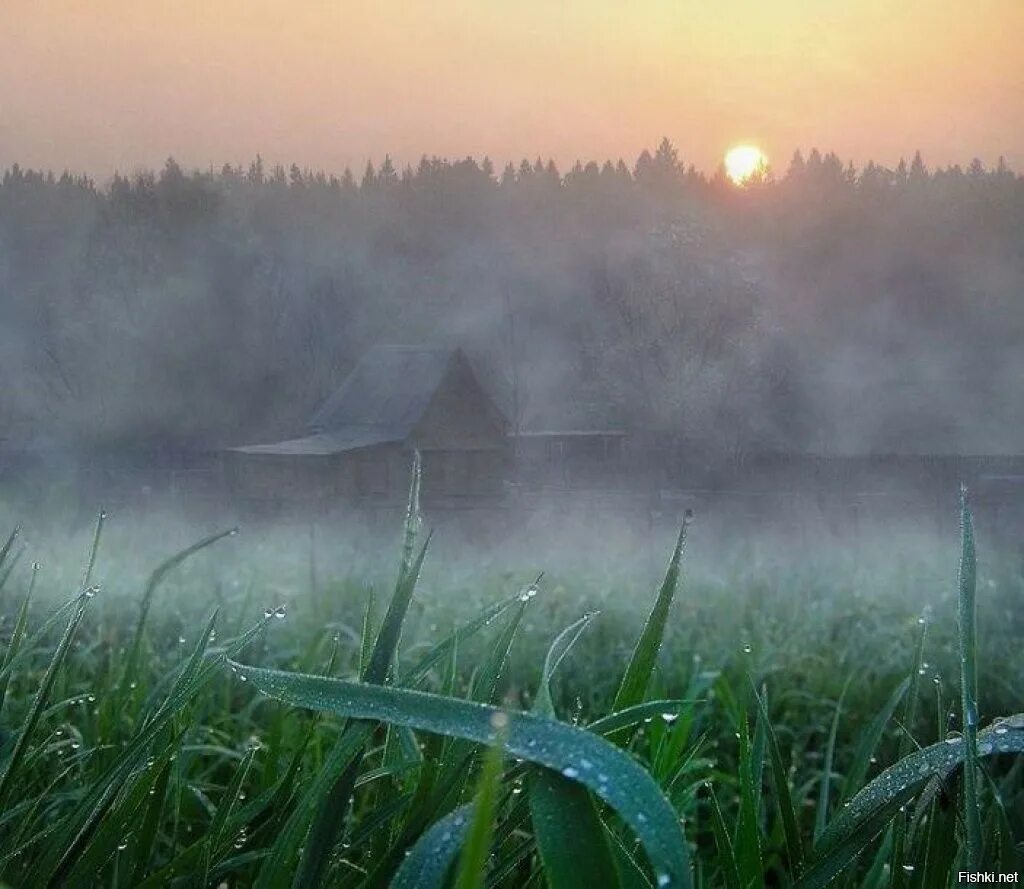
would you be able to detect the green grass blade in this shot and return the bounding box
[735,714,764,889]
[293,524,432,889]
[815,680,849,841]
[60,747,172,887]
[707,785,742,889]
[470,593,529,705]
[231,660,693,888]
[534,612,596,718]
[842,677,910,801]
[253,722,375,889]
[0,589,94,814]
[957,486,982,870]
[129,758,173,884]
[364,531,432,684]
[391,803,474,888]
[798,715,1024,887]
[612,514,690,715]
[121,527,238,692]
[529,765,620,889]
[454,720,506,889]
[401,594,520,688]
[751,683,803,875]
[0,562,37,715]
[0,526,20,575]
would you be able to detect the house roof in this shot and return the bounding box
[308,346,456,435]
[229,345,502,456]
[227,429,395,456]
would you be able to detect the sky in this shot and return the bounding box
[1,1,1021,180]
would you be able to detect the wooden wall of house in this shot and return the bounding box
[411,357,507,451]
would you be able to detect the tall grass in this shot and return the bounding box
[0,476,1019,887]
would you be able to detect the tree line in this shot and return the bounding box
[0,140,1020,461]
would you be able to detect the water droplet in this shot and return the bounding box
[902,865,915,873]
[657,874,671,887]
[742,643,752,654]
[661,712,678,725]
[273,605,286,619]
[562,767,579,779]
[117,839,129,851]
[994,727,1008,735]
[263,608,273,619]
[519,584,539,602]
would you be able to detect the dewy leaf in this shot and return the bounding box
[391,804,474,889]
[797,715,1024,889]
[230,660,692,888]
[957,485,983,871]
[529,767,621,889]
[613,513,690,716]
[529,613,619,889]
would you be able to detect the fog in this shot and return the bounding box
[1,143,1021,459]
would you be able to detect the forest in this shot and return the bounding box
[2,140,1021,459]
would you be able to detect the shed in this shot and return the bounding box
[226,346,508,508]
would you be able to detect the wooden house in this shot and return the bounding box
[226,346,508,510]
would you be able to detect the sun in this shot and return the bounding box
[724,145,768,185]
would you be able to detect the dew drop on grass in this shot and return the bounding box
[273,605,286,619]
[263,608,273,619]
[742,643,752,654]
[657,874,671,887]
[562,767,579,779]
[661,712,678,725]
[902,865,915,873]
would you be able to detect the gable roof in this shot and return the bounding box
[309,346,456,435]
[229,346,504,456]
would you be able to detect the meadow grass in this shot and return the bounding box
[0,476,1020,887]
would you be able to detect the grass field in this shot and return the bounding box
[0,468,1020,887]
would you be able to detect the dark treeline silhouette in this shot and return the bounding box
[1,140,1021,461]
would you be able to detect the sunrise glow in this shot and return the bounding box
[724,145,768,184]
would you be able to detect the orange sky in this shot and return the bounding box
[1,1,1021,179]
